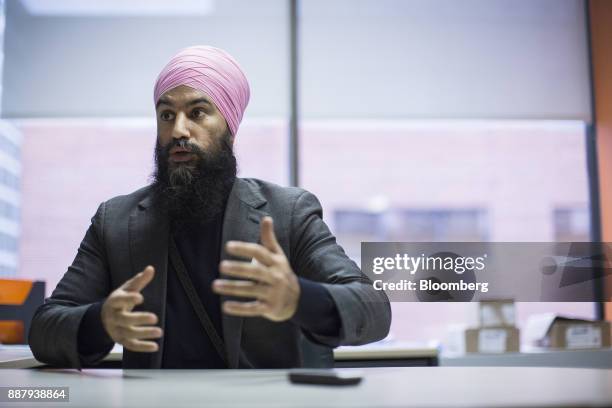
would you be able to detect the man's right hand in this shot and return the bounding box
[101,266,163,352]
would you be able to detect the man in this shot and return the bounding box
[28,46,391,369]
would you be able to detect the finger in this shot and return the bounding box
[121,325,163,340]
[123,338,159,353]
[122,266,155,293]
[222,300,268,317]
[225,242,275,266]
[218,261,274,284]
[116,311,158,327]
[212,280,270,300]
[109,292,144,310]
[260,217,282,254]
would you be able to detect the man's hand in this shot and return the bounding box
[101,266,163,352]
[213,216,301,322]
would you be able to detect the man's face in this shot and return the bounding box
[152,85,238,227]
[155,85,234,164]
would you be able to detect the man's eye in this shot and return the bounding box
[160,111,174,121]
[191,109,206,119]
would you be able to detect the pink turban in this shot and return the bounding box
[153,45,250,136]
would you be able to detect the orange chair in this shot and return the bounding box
[0,279,45,344]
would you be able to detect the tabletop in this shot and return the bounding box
[0,366,610,407]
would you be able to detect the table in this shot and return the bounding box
[334,342,438,367]
[0,345,41,369]
[440,348,612,369]
[0,343,439,369]
[0,367,610,407]
[4,344,612,370]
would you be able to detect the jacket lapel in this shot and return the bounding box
[220,179,267,368]
[128,191,169,369]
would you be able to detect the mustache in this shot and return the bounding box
[161,138,205,155]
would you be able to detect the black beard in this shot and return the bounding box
[151,132,237,231]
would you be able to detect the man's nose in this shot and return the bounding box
[171,112,190,139]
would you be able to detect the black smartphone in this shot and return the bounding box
[288,369,363,386]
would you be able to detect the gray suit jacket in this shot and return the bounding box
[29,178,391,368]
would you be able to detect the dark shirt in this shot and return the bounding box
[77,215,341,367]
[162,218,225,368]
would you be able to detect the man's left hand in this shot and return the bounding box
[212,216,301,322]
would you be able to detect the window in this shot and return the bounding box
[334,208,488,262]
[299,0,596,345]
[554,208,591,242]
[8,0,289,293]
[301,120,596,343]
[6,0,598,347]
